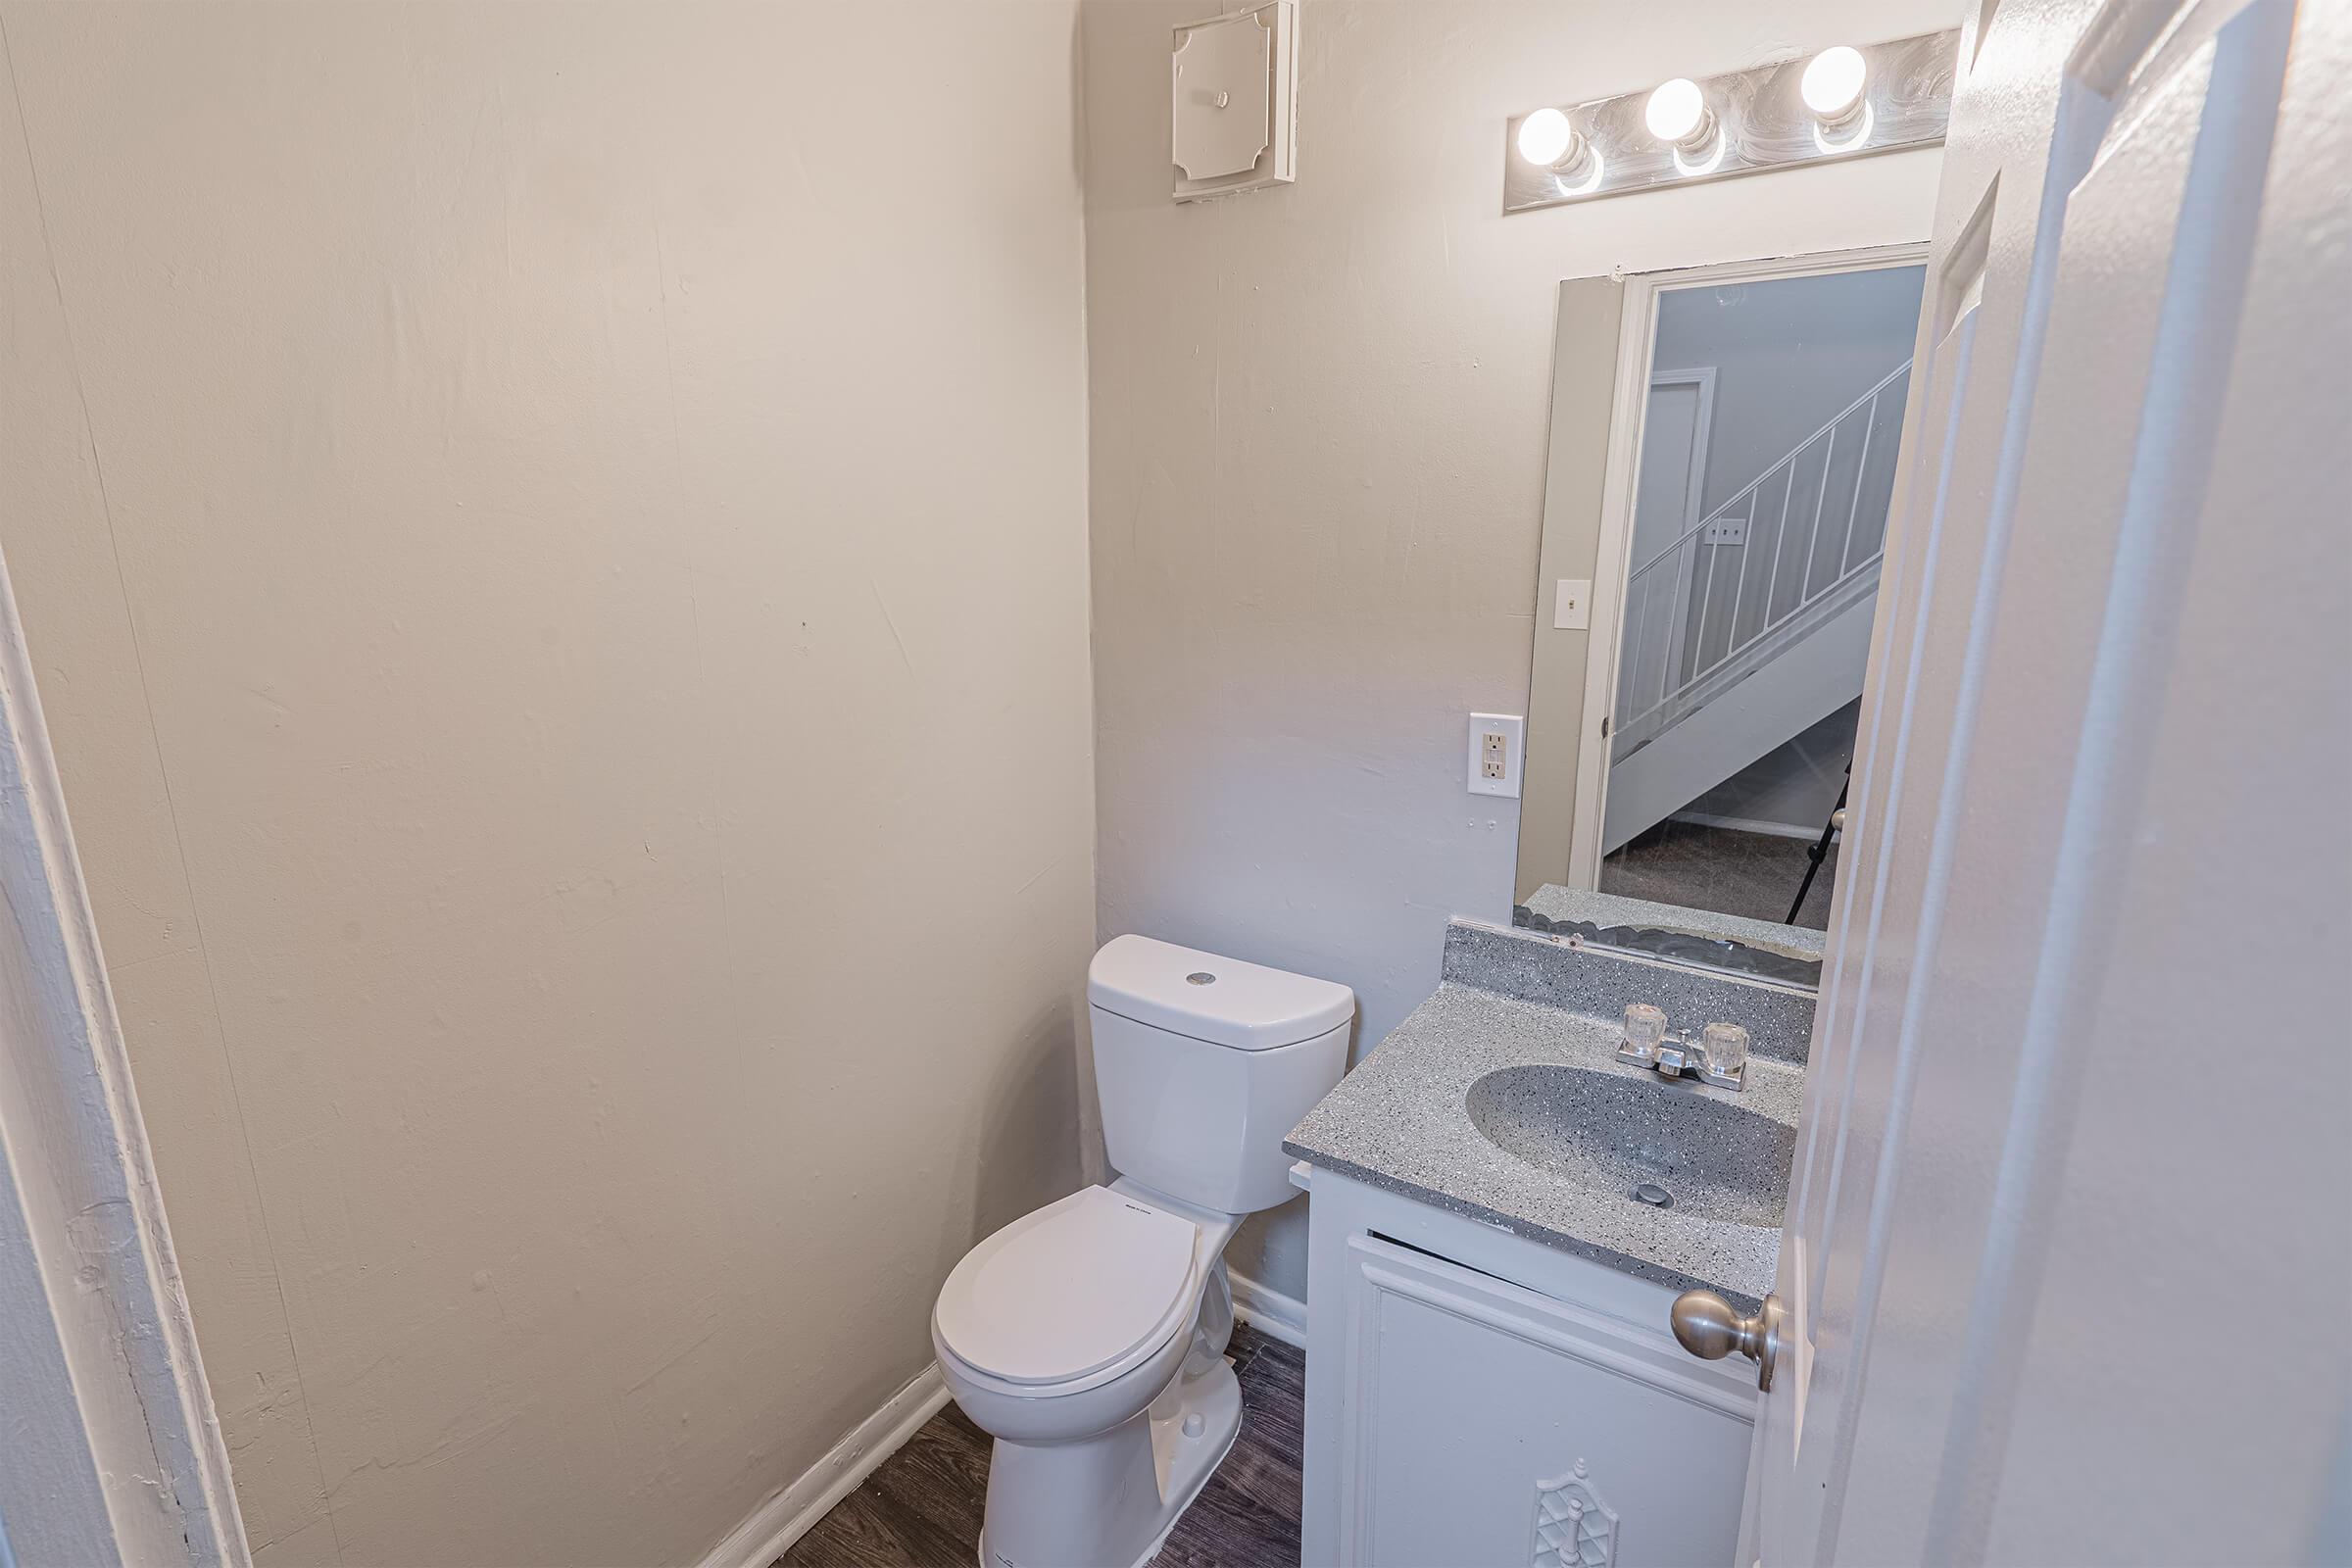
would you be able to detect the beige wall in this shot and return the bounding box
[0,4,1093,1564]
[1081,0,1953,1300]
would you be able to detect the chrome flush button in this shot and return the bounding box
[1185,971,1216,985]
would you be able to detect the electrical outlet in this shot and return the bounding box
[1467,712,1524,799]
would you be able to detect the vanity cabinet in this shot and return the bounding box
[1299,1167,1758,1568]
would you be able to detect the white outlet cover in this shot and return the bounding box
[1467,712,1525,799]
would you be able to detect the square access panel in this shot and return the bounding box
[1172,1,1298,201]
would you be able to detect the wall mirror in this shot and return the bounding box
[1513,248,1929,987]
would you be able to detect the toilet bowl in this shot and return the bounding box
[931,936,1352,1568]
[934,1184,1241,1568]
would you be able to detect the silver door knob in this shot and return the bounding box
[1670,1289,1786,1392]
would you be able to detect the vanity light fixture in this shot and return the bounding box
[1502,29,1959,215]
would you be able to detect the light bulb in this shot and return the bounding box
[1801,46,1868,120]
[1644,77,1709,146]
[1516,107,1575,167]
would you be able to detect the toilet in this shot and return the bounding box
[931,934,1353,1568]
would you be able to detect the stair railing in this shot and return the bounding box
[1613,358,1912,756]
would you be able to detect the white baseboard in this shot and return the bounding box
[1228,1269,1306,1350]
[698,1362,952,1568]
[1669,808,1831,841]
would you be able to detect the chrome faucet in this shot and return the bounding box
[1618,1004,1747,1090]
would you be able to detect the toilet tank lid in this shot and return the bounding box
[1088,935,1354,1052]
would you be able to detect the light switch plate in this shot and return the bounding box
[1467,712,1524,799]
[1553,578,1592,630]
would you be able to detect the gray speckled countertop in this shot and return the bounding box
[1519,883,1826,963]
[1284,929,1809,1311]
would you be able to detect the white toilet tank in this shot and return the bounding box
[1087,935,1354,1215]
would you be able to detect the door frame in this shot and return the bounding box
[0,545,248,1567]
[1561,242,1932,891]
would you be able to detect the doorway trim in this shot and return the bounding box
[1561,241,1933,891]
[0,546,248,1567]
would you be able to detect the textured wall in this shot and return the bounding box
[0,4,1093,1563]
[1081,0,1954,1299]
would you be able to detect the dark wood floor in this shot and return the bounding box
[778,1323,1305,1568]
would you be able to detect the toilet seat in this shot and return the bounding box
[934,1186,1202,1394]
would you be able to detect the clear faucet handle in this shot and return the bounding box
[1701,1022,1749,1077]
[1622,1003,1668,1060]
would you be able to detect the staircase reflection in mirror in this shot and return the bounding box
[1516,253,1928,950]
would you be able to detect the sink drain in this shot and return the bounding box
[1631,1181,1674,1208]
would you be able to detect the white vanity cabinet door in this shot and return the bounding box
[1335,1234,1754,1568]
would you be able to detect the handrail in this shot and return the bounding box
[1615,357,1913,748]
[1626,358,1914,584]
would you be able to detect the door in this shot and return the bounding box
[1631,370,1712,565]
[1619,368,1714,732]
[1747,1,2351,1563]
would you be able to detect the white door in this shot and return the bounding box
[1618,370,1715,728]
[1745,1,2352,1563]
[1631,371,1713,566]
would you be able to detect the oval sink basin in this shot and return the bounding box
[1465,1064,1794,1227]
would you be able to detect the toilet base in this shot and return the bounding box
[976,1351,1244,1568]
